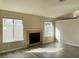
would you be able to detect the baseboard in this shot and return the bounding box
[62,41,79,47]
[0,47,25,54]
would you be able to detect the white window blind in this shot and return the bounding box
[14,19,23,41]
[3,18,14,43]
[44,22,53,37]
[3,18,23,43]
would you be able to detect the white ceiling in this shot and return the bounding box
[0,0,79,18]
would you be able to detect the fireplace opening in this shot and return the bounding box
[29,33,40,45]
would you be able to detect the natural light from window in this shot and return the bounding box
[55,28,60,42]
[44,22,53,37]
[3,18,23,43]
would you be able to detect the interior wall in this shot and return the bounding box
[0,10,55,53]
[55,19,79,47]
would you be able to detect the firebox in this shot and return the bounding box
[29,33,40,44]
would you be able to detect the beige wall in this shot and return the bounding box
[55,19,79,47]
[0,10,55,53]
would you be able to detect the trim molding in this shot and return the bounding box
[0,47,25,54]
[62,41,79,47]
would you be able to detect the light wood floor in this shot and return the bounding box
[0,42,79,58]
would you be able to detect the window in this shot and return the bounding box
[3,18,14,43]
[44,22,53,37]
[3,18,23,43]
[14,19,23,41]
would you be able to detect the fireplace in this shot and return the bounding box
[29,33,40,44]
[26,29,42,47]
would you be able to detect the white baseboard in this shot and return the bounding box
[62,41,79,47]
[0,47,25,54]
